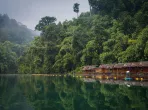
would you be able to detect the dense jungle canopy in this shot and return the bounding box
[1,0,148,74]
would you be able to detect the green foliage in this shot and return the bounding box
[0,41,27,74]
[35,16,56,31]
[100,52,116,64]
[18,37,58,74]
[81,40,100,65]
[1,0,147,74]
[73,3,80,17]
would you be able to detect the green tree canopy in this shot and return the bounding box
[73,3,80,18]
[35,16,57,31]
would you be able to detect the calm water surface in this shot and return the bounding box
[0,75,148,110]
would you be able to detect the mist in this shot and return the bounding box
[0,0,89,29]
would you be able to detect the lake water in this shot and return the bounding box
[0,75,148,110]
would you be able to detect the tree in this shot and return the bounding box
[0,41,18,74]
[88,0,100,14]
[73,3,80,18]
[17,0,148,74]
[88,0,92,16]
[100,52,116,64]
[35,16,57,31]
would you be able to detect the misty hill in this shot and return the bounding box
[0,14,40,44]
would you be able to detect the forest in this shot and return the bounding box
[0,14,38,74]
[1,0,148,74]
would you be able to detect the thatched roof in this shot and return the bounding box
[131,62,140,67]
[99,64,115,69]
[123,62,140,67]
[123,63,132,67]
[114,63,124,68]
[140,61,148,67]
[107,64,115,68]
[82,65,97,71]
[83,61,148,71]
[99,64,108,68]
[108,61,148,68]
[124,62,148,67]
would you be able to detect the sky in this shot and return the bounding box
[0,0,90,29]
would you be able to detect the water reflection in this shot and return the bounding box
[0,75,148,110]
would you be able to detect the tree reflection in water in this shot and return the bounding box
[0,76,148,110]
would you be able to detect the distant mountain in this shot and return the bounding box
[29,29,41,37]
[18,22,41,37]
[0,14,39,44]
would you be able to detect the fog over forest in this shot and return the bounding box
[0,0,89,29]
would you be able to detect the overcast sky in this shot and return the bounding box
[0,0,89,29]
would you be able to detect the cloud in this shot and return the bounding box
[0,0,89,29]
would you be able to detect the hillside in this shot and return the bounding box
[0,14,40,74]
[0,14,40,44]
[2,0,148,74]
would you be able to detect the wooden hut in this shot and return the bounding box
[95,64,115,79]
[82,61,148,80]
[95,67,103,74]
[139,61,148,73]
[131,62,140,73]
[96,64,108,74]
[113,63,124,73]
[107,64,114,73]
[139,61,148,80]
[123,63,132,71]
[82,65,97,74]
[113,63,125,79]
